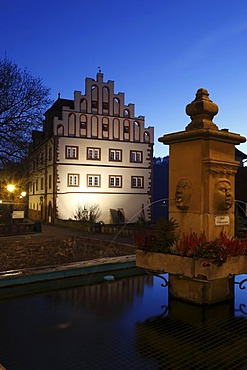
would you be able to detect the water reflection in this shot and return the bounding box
[0,273,247,369]
[137,300,247,369]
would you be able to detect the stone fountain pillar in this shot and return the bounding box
[136,89,247,304]
[158,88,246,240]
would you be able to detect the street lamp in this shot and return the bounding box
[7,184,15,193]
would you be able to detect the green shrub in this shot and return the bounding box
[134,218,178,253]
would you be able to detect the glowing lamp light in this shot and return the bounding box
[7,184,15,193]
[21,191,27,197]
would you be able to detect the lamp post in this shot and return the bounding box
[40,196,44,220]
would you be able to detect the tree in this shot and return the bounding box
[0,57,51,166]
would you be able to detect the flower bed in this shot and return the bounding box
[134,218,247,264]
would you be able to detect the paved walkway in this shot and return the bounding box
[0,222,134,245]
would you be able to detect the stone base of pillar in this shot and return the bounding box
[169,274,234,305]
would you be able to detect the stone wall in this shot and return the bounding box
[0,222,35,236]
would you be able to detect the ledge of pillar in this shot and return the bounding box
[158,128,246,146]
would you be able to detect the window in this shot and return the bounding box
[124,120,130,140]
[92,100,97,109]
[102,123,108,132]
[87,147,101,160]
[131,176,144,188]
[130,150,142,163]
[124,109,130,118]
[36,179,38,191]
[80,115,87,129]
[68,174,79,187]
[109,149,122,161]
[144,131,150,143]
[103,102,108,110]
[48,175,52,189]
[87,175,100,187]
[41,177,44,190]
[109,175,122,188]
[66,146,78,159]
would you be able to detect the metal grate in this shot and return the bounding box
[0,273,247,369]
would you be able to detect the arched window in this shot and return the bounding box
[102,117,109,139]
[113,118,120,140]
[91,85,98,113]
[144,131,150,143]
[124,109,130,118]
[91,116,98,137]
[80,98,87,113]
[80,115,87,137]
[102,86,109,115]
[123,119,130,141]
[57,124,64,136]
[134,121,140,142]
[113,97,120,116]
[68,113,76,136]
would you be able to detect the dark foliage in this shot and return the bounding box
[134,218,178,253]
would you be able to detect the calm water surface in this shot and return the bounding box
[0,273,247,369]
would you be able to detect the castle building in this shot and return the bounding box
[28,72,154,224]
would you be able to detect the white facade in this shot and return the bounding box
[29,72,154,224]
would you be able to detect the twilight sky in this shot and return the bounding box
[1,0,247,157]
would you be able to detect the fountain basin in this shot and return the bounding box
[136,250,247,304]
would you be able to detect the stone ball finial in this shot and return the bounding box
[185,88,219,131]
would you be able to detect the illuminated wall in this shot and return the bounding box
[29,72,154,223]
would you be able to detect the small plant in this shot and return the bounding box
[134,218,178,253]
[74,203,102,223]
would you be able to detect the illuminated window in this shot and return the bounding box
[87,175,100,187]
[66,146,78,159]
[109,149,122,161]
[130,150,142,163]
[68,174,79,187]
[109,175,122,188]
[131,176,144,188]
[87,147,101,160]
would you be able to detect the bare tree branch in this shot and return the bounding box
[0,57,51,166]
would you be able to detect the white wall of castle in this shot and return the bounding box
[29,73,154,223]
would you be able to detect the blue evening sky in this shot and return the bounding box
[1,0,247,157]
